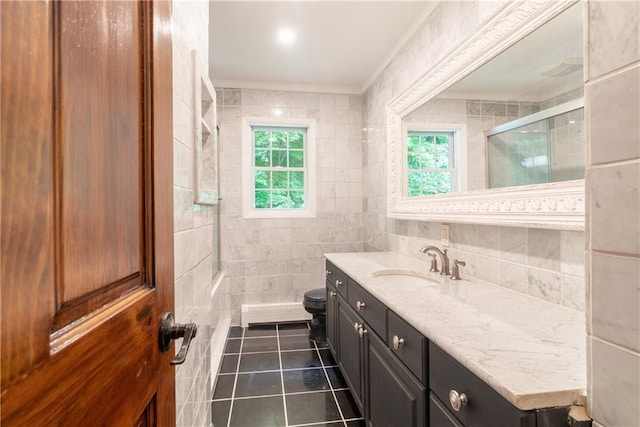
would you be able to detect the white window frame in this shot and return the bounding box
[402,123,467,196]
[242,117,316,219]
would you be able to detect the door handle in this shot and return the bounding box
[159,312,197,365]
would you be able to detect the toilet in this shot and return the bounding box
[303,288,326,343]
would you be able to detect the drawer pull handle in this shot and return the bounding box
[335,279,343,287]
[358,326,368,338]
[353,322,361,333]
[329,291,337,298]
[326,270,332,276]
[356,301,366,311]
[449,390,468,412]
[392,335,405,349]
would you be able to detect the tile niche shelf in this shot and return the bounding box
[192,50,218,205]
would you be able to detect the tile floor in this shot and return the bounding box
[211,322,365,427]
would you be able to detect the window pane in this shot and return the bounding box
[272,150,288,167]
[254,130,271,148]
[408,171,451,195]
[290,191,304,208]
[272,131,287,148]
[271,190,289,208]
[289,150,304,167]
[255,150,270,167]
[255,190,270,209]
[255,170,271,189]
[272,171,288,189]
[288,131,304,149]
[290,171,304,189]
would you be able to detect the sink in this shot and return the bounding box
[372,269,440,286]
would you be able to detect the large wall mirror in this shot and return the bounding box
[386,0,584,230]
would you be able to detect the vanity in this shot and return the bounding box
[324,251,587,427]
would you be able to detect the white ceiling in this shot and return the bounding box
[209,1,435,94]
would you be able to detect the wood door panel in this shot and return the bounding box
[1,0,56,385]
[59,1,143,309]
[1,290,157,426]
[1,0,175,424]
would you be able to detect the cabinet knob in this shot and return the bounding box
[448,390,468,412]
[392,335,405,349]
[358,326,368,338]
[329,291,337,297]
[356,301,366,311]
[326,269,332,276]
[335,279,343,287]
[353,322,361,333]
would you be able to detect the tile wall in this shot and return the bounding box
[172,1,226,426]
[362,0,585,311]
[585,1,640,425]
[216,88,364,324]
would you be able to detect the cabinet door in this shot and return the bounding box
[326,283,338,356]
[337,298,364,411]
[365,332,426,427]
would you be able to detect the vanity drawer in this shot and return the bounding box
[430,392,463,427]
[326,260,348,298]
[429,342,536,427]
[347,279,386,338]
[387,310,426,383]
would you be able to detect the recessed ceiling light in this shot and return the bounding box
[277,28,296,46]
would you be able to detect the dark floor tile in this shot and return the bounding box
[235,371,282,398]
[346,420,366,426]
[229,396,285,427]
[245,324,277,337]
[335,390,361,420]
[325,367,347,389]
[241,336,278,353]
[211,399,231,427]
[220,354,239,374]
[228,326,243,338]
[212,374,235,400]
[319,349,336,366]
[224,338,242,354]
[285,391,341,425]
[283,368,330,393]
[279,334,316,350]
[239,351,280,372]
[277,322,310,336]
[281,349,321,370]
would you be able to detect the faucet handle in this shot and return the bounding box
[450,259,466,280]
[428,253,439,272]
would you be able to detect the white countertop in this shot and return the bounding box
[325,251,587,411]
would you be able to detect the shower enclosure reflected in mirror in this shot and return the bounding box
[486,98,584,189]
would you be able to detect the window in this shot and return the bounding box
[403,125,466,197]
[242,117,316,218]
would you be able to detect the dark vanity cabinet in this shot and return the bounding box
[325,261,427,427]
[325,260,577,427]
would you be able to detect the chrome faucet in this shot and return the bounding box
[419,245,450,276]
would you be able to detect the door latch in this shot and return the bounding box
[159,312,197,365]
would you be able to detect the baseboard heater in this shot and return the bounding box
[241,302,311,327]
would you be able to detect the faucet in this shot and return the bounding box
[419,245,450,276]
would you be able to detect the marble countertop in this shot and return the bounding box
[324,251,586,411]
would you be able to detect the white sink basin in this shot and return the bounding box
[372,269,440,286]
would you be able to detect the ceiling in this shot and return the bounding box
[209,1,435,94]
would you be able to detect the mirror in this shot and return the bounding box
[386,1,585,230]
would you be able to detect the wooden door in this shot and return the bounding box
[1,1,175,425]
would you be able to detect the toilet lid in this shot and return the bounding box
[304,288,325,302]
[304,288,326,311]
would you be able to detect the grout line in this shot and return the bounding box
[276,324,290,427]
[226,327,245,427]
[315,339,348,427]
